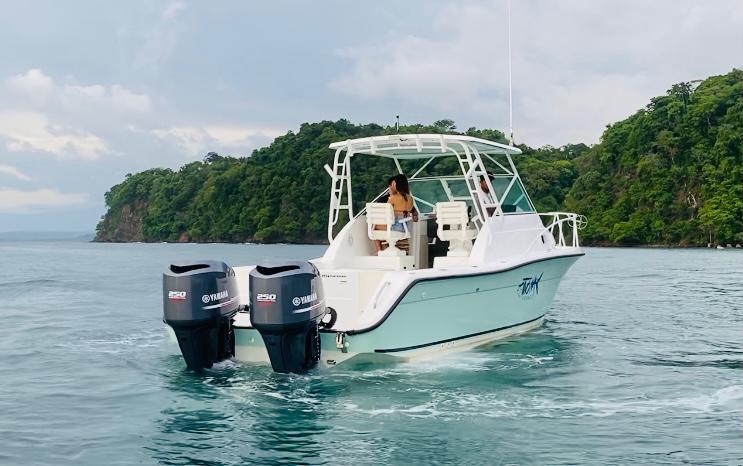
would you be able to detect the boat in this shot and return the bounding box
[162,134,585,372]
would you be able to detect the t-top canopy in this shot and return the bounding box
[328,134,522,160]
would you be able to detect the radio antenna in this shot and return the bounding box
[507,0,514,145]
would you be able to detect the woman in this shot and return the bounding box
[374,174,418,254]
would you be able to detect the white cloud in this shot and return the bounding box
[5,68,54,101]
[0,69,152,161]
[204,126,284,145]
[332,1,743,146]
[110,85,151,112]
[152,125,285,156]
[151,126,209,156]
[0,164,31,181]
[3,68,152,114]
[62,82,151,112]
[63,84,106,100]
[0,188,87,213]
[0,111,109,160]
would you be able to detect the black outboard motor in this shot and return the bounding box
[249,261,326,373]
[163,260,239,370]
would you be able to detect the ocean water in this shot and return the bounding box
[0,242,741,465]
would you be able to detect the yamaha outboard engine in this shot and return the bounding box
[249,261,326,373]
[163,260,239,370]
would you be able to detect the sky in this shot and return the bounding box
[0,0,741,232]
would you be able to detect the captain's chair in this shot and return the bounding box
[435,202,477,257]
[366,202,411,256]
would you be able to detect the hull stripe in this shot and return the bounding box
[373,313,546,353]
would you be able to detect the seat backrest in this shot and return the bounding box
[366,202,395,226]
[435,201,469,228]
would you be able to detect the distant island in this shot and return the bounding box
[95,69,742,247]
[0,231,94,242]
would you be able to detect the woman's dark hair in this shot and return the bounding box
[394,174,410,200]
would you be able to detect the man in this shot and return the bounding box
[479,174,497,216]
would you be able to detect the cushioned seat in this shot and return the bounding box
[366,202,411,257]
[435,201,477,257]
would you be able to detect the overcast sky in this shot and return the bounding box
[0,0,741,232]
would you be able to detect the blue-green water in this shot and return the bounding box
[0,242,741,465]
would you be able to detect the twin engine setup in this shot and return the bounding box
[162,259,327,373]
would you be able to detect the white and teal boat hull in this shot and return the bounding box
[233,253,581,366]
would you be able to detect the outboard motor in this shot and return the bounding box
[163,260,239,370]
[249,261,326,373]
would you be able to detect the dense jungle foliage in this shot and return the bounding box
[96,69,742,245]
[565,69,742,245]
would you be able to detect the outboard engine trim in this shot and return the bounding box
[249,261,326,373]
[163,260,239,370]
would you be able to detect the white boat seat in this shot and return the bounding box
[435,201,477,257]
[366,202,411,257]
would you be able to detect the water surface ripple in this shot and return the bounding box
[0,243,740,465]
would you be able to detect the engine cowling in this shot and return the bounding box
[249,261,326,373]
[163,260,239,370]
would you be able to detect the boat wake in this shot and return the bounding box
[335,384,743,420]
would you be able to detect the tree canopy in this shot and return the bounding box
[565,68,742,245]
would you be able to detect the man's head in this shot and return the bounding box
[479,174,494,193]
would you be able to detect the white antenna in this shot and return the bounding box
[507,0,514,146]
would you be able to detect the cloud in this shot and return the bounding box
[4,68,152,114]
[61,82,151,112]
[0,68,154,161]
[151,125,286,157]
[63,84,106,100]
[0,188,87,213]
[151,126,209,156]
[4,68,54,105]
[110,85,151,112]
[0,164,31,181]
[0,111,109,159]
[332,1,743,146]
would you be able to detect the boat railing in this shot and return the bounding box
[526,212,587,252]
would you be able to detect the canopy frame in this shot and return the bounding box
[324,134,530,242]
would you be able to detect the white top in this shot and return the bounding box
[479,189,495,206]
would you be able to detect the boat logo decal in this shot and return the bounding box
[202,290,228,303]
[517,273,543,300]
[292,293,317,307]
[168,291,187,301]
[256,293,277,304]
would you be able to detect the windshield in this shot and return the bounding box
[408,175,534,215]
[491,176,535,213]
[408,177,477,215]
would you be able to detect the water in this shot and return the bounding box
[0,242,741,465]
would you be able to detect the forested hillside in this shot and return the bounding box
[565,69,742,245]
[95,69,742,246]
